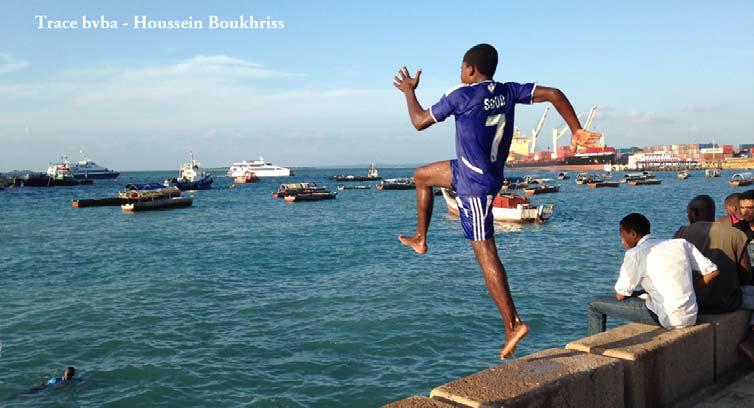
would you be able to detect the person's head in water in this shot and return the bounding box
[619,213,650,249]
[63,367,75,381]
[687,194,716,223]
[724,193,740,218]
[461,44,497,84]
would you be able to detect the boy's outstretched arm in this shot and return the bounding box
[533,86,602,152]
[393,66,435,131]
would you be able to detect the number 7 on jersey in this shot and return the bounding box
[486,113,506,163]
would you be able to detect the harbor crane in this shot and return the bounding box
[528,106,550,154]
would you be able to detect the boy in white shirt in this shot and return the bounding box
[588,213,720,335]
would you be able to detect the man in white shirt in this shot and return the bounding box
[588,213,720,335]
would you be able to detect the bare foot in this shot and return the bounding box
[398,234,427,254]
[500,322,529,360]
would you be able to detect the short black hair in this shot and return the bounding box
[463,44,498,77]
[688,194,716,222]
[739,189,754,202]
[724,193,740,206]
[620,213,651,236]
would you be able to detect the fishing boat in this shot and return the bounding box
[164,155,213,191]
[227,157,292,178]
[575,173,591,184]
[627,179,663,186]
[729,173,754,187]
[376,178,415,190]
[705,168,721,178]
[332,162,381,182]
[588,180,620,188]
[528,177,554,184]
[557,172,570,180]
[441,188,554,223]
[678,170,689,180]
[337,185,371,191]
[283,190,337,202]
[119,183,181,200]
[46,154,119,179]
[121,196,194,212]
[523,184,560,195]
[621,171,655,183]
[272,182,329,199]
[233,172,259,184]
[501,177,529,190]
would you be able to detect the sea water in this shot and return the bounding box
[0,168,743,406]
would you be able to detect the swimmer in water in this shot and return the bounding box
[29,367,76,393]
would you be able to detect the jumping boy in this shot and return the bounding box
[393,43,601,359]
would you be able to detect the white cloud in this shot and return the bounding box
[128,55,300,79]
[0,53,29,75]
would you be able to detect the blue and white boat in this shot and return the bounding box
[164,154,213,191]
[47,154,119,179]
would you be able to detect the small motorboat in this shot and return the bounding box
[337,185,371,191]
[272,182,329,198]
[376,178,415,190]
[729,173,754,187]
[501,177,529,190]
[705,168,721,178]
[121,196,194,212]
[441,188,554,223]
[575,173,591,185]
[234,171,259,184]
[523,185,560,195]
[164,154,213,191]
[588,181,620,188]
[603,171,613,179]
[678,170,689,180]
[627,179,663,186]
[557,172,570,180]
[284,191,337,202]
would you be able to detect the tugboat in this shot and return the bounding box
[376,178,416,190]
[441,188,554,223]
[164,154,213,191]
[332,162,382,182]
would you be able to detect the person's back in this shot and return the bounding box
[432,80,534,196]
[675,221,749,312]
[634,238,700,327]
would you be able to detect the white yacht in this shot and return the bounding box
[227,157,292,178]
[46,155,119,179]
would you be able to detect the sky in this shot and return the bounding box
[1,0,753,170]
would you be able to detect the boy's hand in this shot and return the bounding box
[571,129,603,152]
[393,66,422,94]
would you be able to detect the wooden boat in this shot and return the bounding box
[621,171,655,183]
[523,185,560,195]
[283,191,337,202]
[441,188,554,223]
[119,184,181,200]
[678,170,689,180]
[332,162,381,181]
[376,178,415,190]
[233,172,259,184]
[588,181,621,188]
[337,185,371,191]
[501,177,530,190]
[627,179,663,186]
[272,182,329,198]
[705,168,721,178]
[729,173,754,187]
[121,196,193,212]
[72,197,130,208]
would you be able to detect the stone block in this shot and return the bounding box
[382,396,456,408]
[429,348,624,408]
[566,323,714,408]
[698,310,752,379]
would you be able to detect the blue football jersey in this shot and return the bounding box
[430,80,535,195]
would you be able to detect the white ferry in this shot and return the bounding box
[46,155,119,179]
[227,157,292,178]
